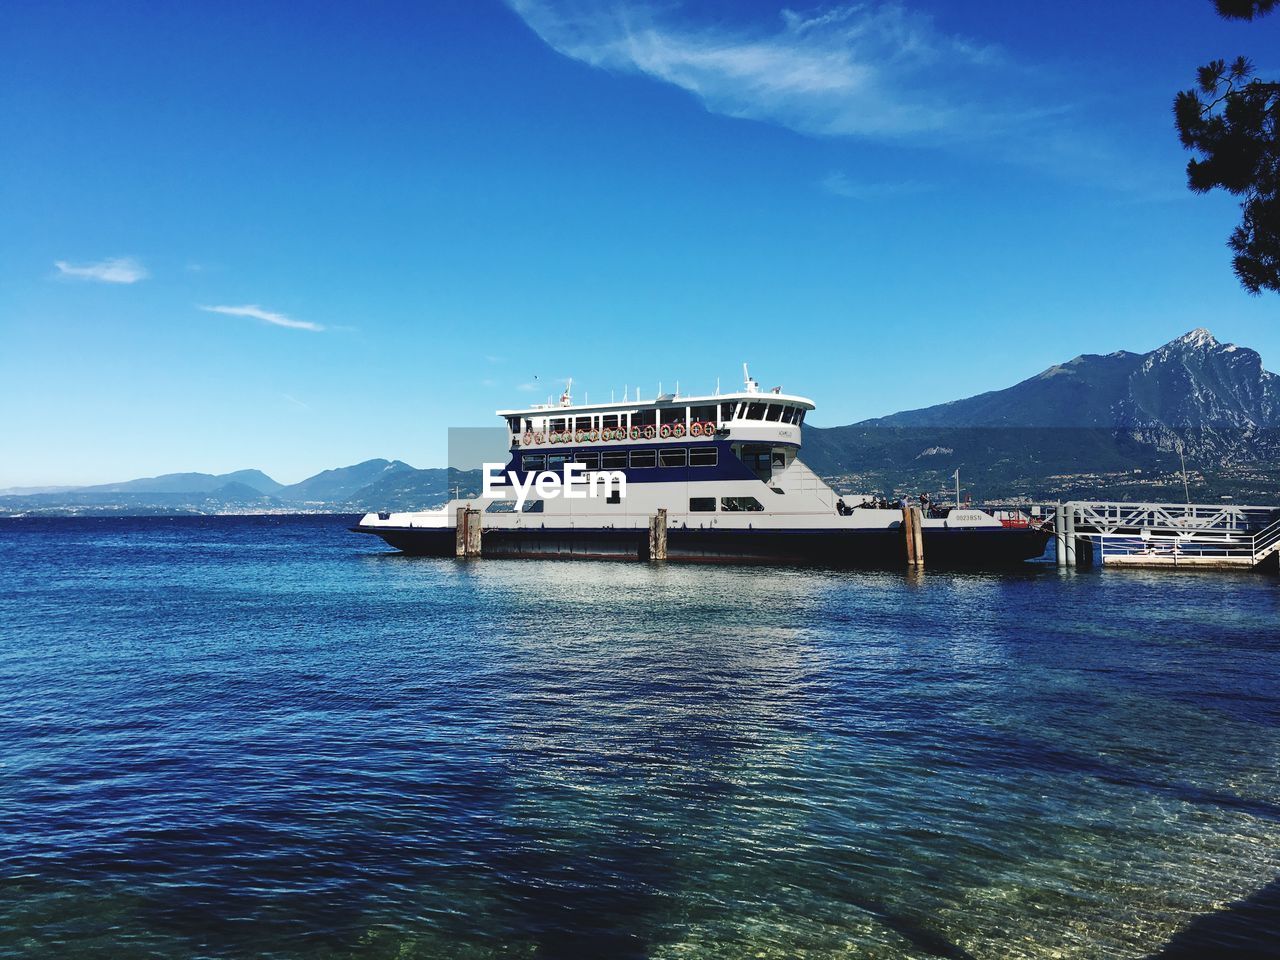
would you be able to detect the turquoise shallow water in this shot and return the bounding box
[1,515,1279,959]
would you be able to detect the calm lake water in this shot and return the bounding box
[2,515,1279,959]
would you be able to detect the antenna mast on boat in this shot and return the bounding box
[1178,440,1190,504]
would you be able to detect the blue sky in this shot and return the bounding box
[2,0,1278,485]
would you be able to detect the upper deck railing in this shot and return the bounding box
[515,420,724,448]
[505,398,810,449]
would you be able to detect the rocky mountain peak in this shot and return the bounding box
[1125,329,1277,432]
[1169,327,1219,349]
[855,328,1277,435]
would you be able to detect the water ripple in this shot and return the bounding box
[1,516,1278,959]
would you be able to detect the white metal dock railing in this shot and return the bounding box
[1051,500,1280,569]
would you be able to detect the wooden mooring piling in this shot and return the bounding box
[902,505,925,569]
[648,509,668,562]
[455,506,482,558]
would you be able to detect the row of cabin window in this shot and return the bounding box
[522,447,718,472]
[691,496,764,512]
[485,499,544,513]
[739,402,804,425]
[484,496,764,514]
[515,403,804,434]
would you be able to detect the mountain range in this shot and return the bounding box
[802,328,1280,501]
[3,329,1277,516]
[855,328,1279,431]
[76,469,285,496]
[0,460,471,517]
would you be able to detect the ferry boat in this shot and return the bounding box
[352,370,1052,566]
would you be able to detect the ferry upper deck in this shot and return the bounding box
[497,375,815,451]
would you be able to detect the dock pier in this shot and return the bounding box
[442,499,1276,572]
[1052,501,1280,570]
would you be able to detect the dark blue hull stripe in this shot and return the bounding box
[353,524,1052,567]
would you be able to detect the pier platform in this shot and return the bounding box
[1048,501,1280,571]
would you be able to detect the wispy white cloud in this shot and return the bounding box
[200,304,324,332]
[282,392,311,410]
[484,354,506,364]
[54,256,148,284]
[505,1,1152,186]
[506,1,1023,142]
[517,381,541,392]
[821,171,932,200]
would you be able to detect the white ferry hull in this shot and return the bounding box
[353,522,1051,567]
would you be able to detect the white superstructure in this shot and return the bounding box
[357,368,1005,539]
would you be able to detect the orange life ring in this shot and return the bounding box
[659,424,672,439]
[630,427,640,440]
[689,423,702,438]
[643,426,656,440]
[704,421,716,436]
[574,430,584,443]
[522,431,533,445]
[672,423,685,438]
[534,432,544,444]
[588,429,599,442]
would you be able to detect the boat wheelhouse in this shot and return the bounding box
[353,369,1051,566]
